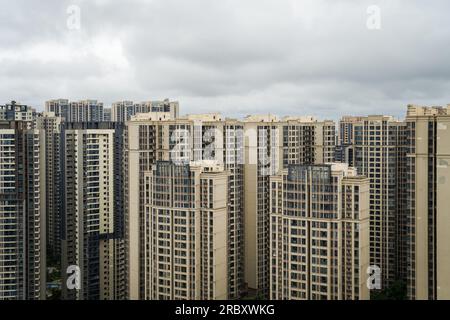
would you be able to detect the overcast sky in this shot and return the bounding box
[1,0,450,119]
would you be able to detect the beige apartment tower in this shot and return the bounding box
[405,105,450,300]
[243,115,283,298]
[126,112,337,299]
[269,163,370,300]
[352,115,407,290]
[143,161,228,299]
[243,115,336,297]
[339,116,365,145]
[282,116,336,166]
[125,112,245,299]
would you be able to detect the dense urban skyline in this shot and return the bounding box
[1,1,450,307]
[1,98,449,300]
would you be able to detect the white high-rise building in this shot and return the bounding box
[0,121,46,300]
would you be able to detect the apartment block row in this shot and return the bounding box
[45,99,179,123]
[0,100,449,300]
[337,106,450,299]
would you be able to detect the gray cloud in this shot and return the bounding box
[1,0,450,120]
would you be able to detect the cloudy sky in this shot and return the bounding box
[1,0,450,119]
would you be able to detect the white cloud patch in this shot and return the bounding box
[1,0,450,119]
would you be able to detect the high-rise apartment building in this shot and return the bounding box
[126,111,336,299]
[269,163,370,300]
[335,144,354,167]
[35,112,63,259]
[244,115,336,298]
[0,121,46,300]
[103,108,112,122]
[46,99,104,122]
[352,116,407,290]
[243,115,282,298]
[404,105,450,300]
[68,100,104,122]
[282,116,336,166]
[112,99,179,123]
[61,122,125,300]
[336,117,362,168]
[145,99,179,119]
[45,99,69,121]
[125,112,245,299]
[0,102,36,129]
[339,116,365,145]
[4,96,450,302]
[111,101,149,123]
[143,161,228,300]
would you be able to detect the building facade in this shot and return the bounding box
[404,105,450,300]
[61,122,125,300]
[35,112,63,259]
[4,98,450,301]
[143,161,228,300]
[352,115,407,291]
[125,112,245,299]
[0,121,46,300]
[45,99,69,121]
[243,115,282,298]
[339,116,365,145]
[244,115,336,298]
[112,99,179,123]
[269,164,370,300]
[0,102,35,128]
[103,108,112,122]
[46,100,104,122]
